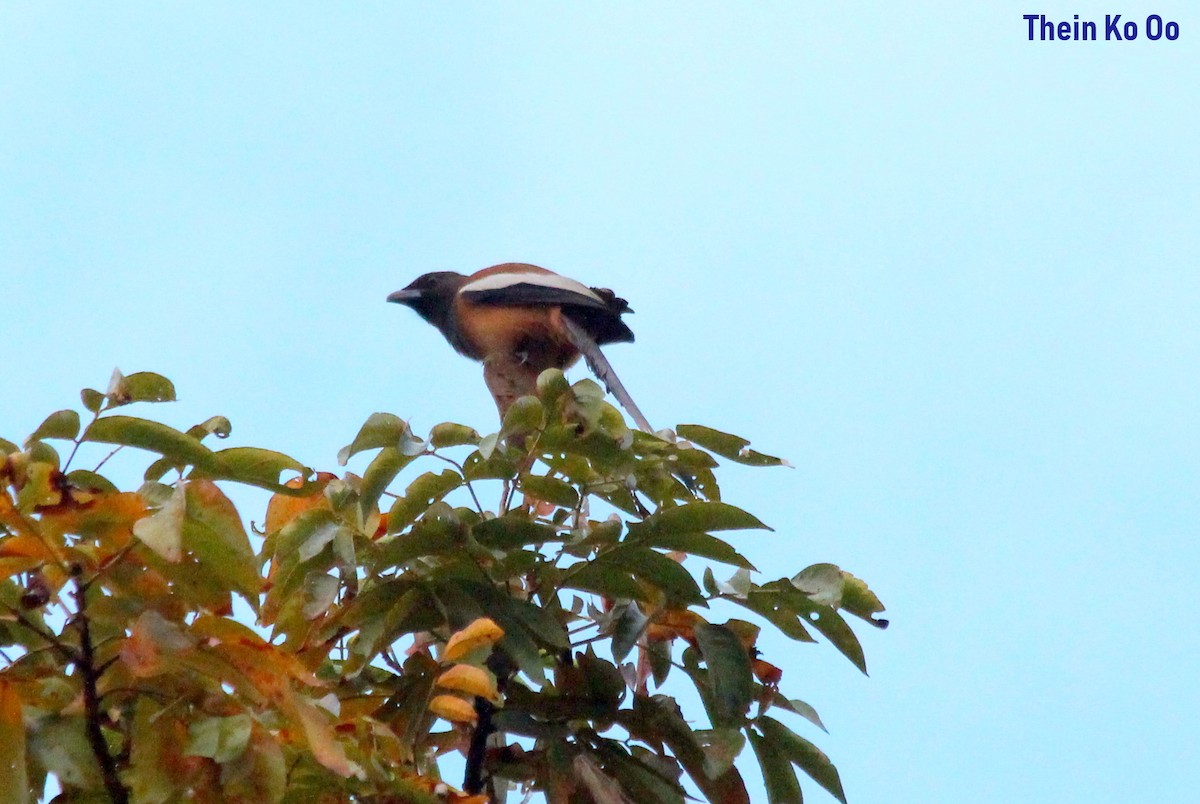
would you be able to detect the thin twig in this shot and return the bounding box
[1,603,79,663]
[62,410,102,473]
[92,444,125,474]
[427,451,484,513]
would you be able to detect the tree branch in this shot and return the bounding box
[73,583,129,804]
[462,697,495,795]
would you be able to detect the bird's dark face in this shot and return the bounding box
[386,271,464,327]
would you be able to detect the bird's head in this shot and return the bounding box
[387,271,466,327]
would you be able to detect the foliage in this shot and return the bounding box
[0,368,887,803]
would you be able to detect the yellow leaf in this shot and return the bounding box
[443,617,504,662]
[0,533,50,559]
[436,664,500,702]
[428,694,477,724]
[0,556,40,578]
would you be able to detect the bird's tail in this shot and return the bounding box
[561,315,654,432]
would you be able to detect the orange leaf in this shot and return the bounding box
[0,680,27,802]
[436,664,500,702]
[648,608,707,644]
[0,533,49,559]
[39,491,148,549]
[443,617,504,662]
[751,658,783,686]
[264,473,334,533]
[428,694,477,724]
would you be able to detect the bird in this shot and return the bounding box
[387,263,652,431]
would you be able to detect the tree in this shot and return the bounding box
[0,368,887,803]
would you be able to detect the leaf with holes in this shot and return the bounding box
[676,424,788,467]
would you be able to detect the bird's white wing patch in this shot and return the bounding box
[462,270,603,303]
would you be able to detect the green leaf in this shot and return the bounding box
[696,728,746,779]
[500,395,545,437]
[213,447,311,491]
[736,588,817,644]
[801,603,866,674]
[473,515,560,550]
[791,563,845,607]
[694,623,753,727]
[80,387,105,413]
[763,580,868,673]
[28,716,102,789]
[26,441,59,468]
[520,474,580,509]
[605,548,704,605]
[186,415,232,441]
[374,509,462,568]
[345,585,440,674]
[578,650,627,711]
[617,695,750,804]
[635,501,772,537]
[477,431,500,460]
[0,437,17,454]
[338,412,410,465]
[463,447,519,481]
[561,561,646,601]
[610,600,649,663]
[573,752,633,804]
[26,409,80,444]
[133,482,186,562]
[646,637,672,687]
[590,741,687,804]
[536,368,571,404]
[386,470,463,534]
[186,714,253,763]
[15,461,57,511]
[183,480,260,608]
[773,698,828,733]
[65,469,118,494]
[638,530,756,570]
[108,371,177,406]
[676,424,787,467]
[220,723,287,803]
[758,716,847,804]
[749,729,803,804]
[358,446,416,515]
[840,570,889,628]
[498,595,571,651]
[298,572,340,620]
[145,415,235,482]
[84,415,220,472]
[428,422,481,448]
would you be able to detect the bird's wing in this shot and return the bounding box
[560,314,654,432]
[461,281,611,311]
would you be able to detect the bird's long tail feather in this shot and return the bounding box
[561,315,654,432]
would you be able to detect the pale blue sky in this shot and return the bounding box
[2,4,1197,802]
